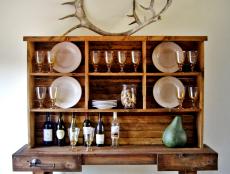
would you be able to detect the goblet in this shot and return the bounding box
[188,86,198,108]
[84,127,95,152]
[35,51,45,72]
[91,50,100,72]
[131,50,141,72]
[117,50,127,72]
[68,127,80,149]
[48,86,58,109]
[35,87,47,108]
[176,86,185,110]
[105,51,114,72]
[187,50,198,72]
[176,51,186,72]
[46,51,55,73]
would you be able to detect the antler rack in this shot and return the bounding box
[60,0,172,36]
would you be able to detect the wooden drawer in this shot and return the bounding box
[13,155,82,172]
[157,153,218,171]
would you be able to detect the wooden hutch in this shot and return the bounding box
[12,36,218,174]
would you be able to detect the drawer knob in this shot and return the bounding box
[28,158,55,168]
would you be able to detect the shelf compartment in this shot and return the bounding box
[89,76,143,109]
[146,76,198,109]
[33,113,197,147]
[31,76,85,109]
[146,41,202,73]
[31,41,85,73]
[88,41,143,73]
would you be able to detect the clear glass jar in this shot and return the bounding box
[121,84,137,109]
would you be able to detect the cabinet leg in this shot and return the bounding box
[33,172,53,174]
[179,171,197,174]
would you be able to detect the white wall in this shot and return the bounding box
[0,0,229,174]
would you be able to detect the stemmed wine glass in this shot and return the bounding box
[176,51,186,72]
[35,87,47,108]
[68,127,80,149]
[117,50,127,72]
[176,86,185,110]
[188,86,199,108]
[35,51,45,72]
[187,50,198,72]
[131,50,141,72]
[47,51,55,73]
[84,127,95,152]
[91,50,101,72]
[105,51,114,72]
[48,86,58,109]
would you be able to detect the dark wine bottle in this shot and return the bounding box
[83,113,91,146]
[56,112,66,146]
[43,112,54,146]
[96,113,104,147]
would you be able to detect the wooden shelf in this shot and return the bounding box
[30,73,85,77]
[30,108,200,113]
[88,72,143,76]
[146,72,201,77]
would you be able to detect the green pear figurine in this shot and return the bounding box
[162,116,187,148]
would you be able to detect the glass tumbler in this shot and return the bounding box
[121,84,137,109]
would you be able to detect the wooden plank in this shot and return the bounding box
[179,172,197,174]
[142,41,147,109]
[158,153,217,171]
[197,41,205,148]
[83,154,156,165]
[23,36,208,42]
[85,41,89,109]
[28,41,35,147]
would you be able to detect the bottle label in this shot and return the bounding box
[43,129,53,141]
[56,130,65,140]
[96,134,104,145]
[83,127,91,134]
[111,126,119,135]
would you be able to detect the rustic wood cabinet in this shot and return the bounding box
[12,36,218,174]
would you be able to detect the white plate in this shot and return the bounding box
[93,104,116,109]
[51,76,82,109]
[152,42,183,72]
[51,42,82,73]
[92,100,117,106]
[153,76,185,108]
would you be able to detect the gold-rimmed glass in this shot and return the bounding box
[35,86,47,108]
[117,50,127,72]
[131,50,141,72]
[176,86,185,110]
[68,127,80,149]
[84,127,95,152]
[105,51,114,72]
[188,86,199,108]
[35,51,45,72]
[48,86,58,109]
[187,50,198,72]
[91,50,101,72]
[176,50,186,72]
[47,51,55,73]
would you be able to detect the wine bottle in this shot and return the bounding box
[69,113,77,147]
[96,113,104,147]
[43,112,54,146]
[56,112,66,146]
[83,113,92,146]
[111,112,119,148]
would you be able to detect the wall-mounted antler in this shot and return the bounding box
[60,0,172,36]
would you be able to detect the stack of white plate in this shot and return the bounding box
[92,100,117,109]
